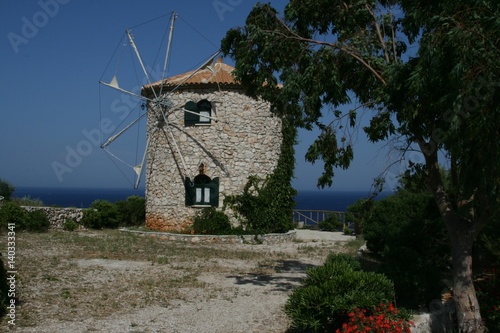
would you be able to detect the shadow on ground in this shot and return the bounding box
[226,259,316,292]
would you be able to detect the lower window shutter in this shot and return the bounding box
[185,177,219,207]
[210,177,219,207]
[184,177,195,206]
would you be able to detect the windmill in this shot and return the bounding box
[99,13,283,231]
[99,13,219,188]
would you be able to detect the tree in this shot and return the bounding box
[221,1,500,331]
[362,191,450,308]
[0,178,14,201]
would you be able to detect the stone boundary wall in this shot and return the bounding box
[410,304,456,333]
[22,206,85,230]
[120,228,297,245]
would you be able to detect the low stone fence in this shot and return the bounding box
[120,228,297,245]
[411,302,456,333]
[22,206,85,230]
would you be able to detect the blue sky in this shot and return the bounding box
[0,0,401,192]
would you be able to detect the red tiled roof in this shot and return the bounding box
[145,58,239,91]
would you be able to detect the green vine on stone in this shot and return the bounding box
[224,116,297,234]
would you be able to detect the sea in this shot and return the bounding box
[294,190,391,212]
[13,187,146,208]
[12,187,392,212]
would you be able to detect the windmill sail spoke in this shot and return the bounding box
[159,13,177,97]
[99,80,152,102]
[100,111,148,148]
[126,30,160,101]
[99,15,180,188]
[163,50,221,98]
[100,12,226,188]
[161,124,189,178]
[133,136,151,189]
[102,147,136,170]
[182,108,219,122]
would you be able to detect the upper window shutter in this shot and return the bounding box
[184,101,199,125]
[197,99,212,123]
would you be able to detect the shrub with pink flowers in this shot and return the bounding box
[336,303,413,333]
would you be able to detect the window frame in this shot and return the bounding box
[184,177,219,207]
[183,99,212,126]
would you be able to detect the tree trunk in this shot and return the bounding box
[419,141,485,332]
[449,227,485,333]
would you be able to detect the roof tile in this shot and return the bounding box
[146,58,239,89]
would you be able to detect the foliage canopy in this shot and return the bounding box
[221,1,499,331]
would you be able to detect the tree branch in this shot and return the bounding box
[390,9,398,63]
[415,136,459,232]
[268,15,388,85]
[365,4,390,63]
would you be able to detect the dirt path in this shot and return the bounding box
[4,230,358,333]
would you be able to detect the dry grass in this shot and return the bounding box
[2,229,358,332]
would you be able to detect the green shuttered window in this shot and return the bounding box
[185,177,219,207]
[184,99,212,126]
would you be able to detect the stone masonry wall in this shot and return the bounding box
[121,229,297,245]
[145,86,282,231]
[22,206,84,230]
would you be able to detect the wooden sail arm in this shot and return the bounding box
[99,80,153,102]
[100,111,148,148]
[133,136,150,189]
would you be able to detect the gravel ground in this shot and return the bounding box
[4,230,357,333]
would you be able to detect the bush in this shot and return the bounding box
[0,178,14,201]
[82,197,145,229]
[12,196,44,207]
[318,213,343,231]
[345,198,374,235]
[63,219,79,231]
[324,252,361,269]
[116,196,146,226]
[362,191,450,308]
[24,210,50,232]
[0,257,8,318]
[191,207,233,235]
[0,202,49,232]
[343,225,353,235]
[0,202,27,229]
[224,175,295,234]
[81,200,118,229]
[81,208,100,229]
[285,253,395,333]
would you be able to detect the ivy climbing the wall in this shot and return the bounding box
[224,117,296,234]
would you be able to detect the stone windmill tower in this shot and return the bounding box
[141,58,283,231]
